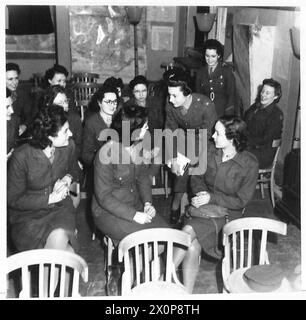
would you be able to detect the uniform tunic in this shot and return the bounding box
[7,114,20,154]
[82,112,109,166]
[187,145,259,258]
[7,140,79,251]
[195,62,236,117]
[91,141,169,241]
[244,101,283,169]
[164,93,217,192]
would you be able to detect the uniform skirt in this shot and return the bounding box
[10,199,77,252]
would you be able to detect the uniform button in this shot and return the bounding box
[221,82,223,85]
[119,177,122,180]
[131,188,133,192]
[210,87,213,90]
[209,80,212,83]
[197,98,200,101]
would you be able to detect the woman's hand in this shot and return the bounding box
[133,211,152,224]
[144,202,156,218]
[191,191,211,208]
[60,174,73,188]
[48,179,70,204]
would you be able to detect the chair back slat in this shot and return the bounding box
[222,217,287,293]
[7,249,88,298]
[118,228,191,295]
[59,265,66,298]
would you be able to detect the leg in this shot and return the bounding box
[44,228,74,296]
[173,225,201,293]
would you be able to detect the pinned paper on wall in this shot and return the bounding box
[151,26,173,51]
[147,6,176,22]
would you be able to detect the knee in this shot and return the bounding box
[45,228,70,248]
[189,239,201,257]
[182,224,197,241]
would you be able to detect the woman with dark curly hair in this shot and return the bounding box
[195,39,236,117]
[40,84,83,161]
[7,105,79,253]
[173,115,259,293]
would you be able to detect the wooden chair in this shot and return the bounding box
[72,72,99,83]
[72,82,103,121]
[6,249,88,298]
[118,228,191,296]
[222,217,287,293]
[151,165,170,198]
[257,139,282,207]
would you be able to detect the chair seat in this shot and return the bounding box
[129,281,189,297]
[227,267,292,293]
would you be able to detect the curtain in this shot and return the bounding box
[6,5,54,35]
[232,24,250,115]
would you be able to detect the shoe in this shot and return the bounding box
[170,208,181,225]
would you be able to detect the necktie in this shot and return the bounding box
[209,67,213,76]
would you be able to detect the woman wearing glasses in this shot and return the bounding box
[82,84,119,167]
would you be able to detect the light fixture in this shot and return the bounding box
[290,26,300,59]
[195,13,216,42]
[126,6,143,76]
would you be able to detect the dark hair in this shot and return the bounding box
[111,104,148,146]
[44,64,69,84]
[29,105,68,149]
[203,39,224,61]
[6,63,21,74]
[166,69,192,96]
[218,115,248,152]
[104,77,124,90]
[261,78,282,103]
[89,84,119,113]
[129,75,148,91]
[40,85,67,110]
[6,87,12,98]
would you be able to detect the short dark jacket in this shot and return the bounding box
[164,93,217,162]
[7,140,79,225]
[82,112,108,166]
[91,141,152,223]
[191,145,259,212]
[195,62,236,117]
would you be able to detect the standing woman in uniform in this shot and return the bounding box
[195,39,236,117]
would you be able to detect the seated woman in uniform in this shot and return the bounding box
[41,84,83,161]
[174,115,259,293]
[92,104,170,243]
[195,39,236,117]
[7,105,79,253]
[244,78,284,169]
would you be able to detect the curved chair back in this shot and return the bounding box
[222,217,287,293]
[118,228,191,295]
[7,249,88,298]
[257,139,282,207]
[72,72,99,83]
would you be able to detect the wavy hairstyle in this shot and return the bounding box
[218,115,248,152]
[111,104,148,146]
[88,84,119,113]
[202,39,224,61]
[29,105,68,149]
[166,69,192,96]
[44,64,68,83]
[6,62,21,74]
[129,75,148,92]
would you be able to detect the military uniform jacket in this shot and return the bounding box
[191,145,259,212]
[164,93,217,163]
[195,62,236,117]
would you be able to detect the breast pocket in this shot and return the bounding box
[114,165,132,185]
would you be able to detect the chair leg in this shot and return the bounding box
[165,169,168,198]
[270,179,275,208]
[259,176,265,199]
